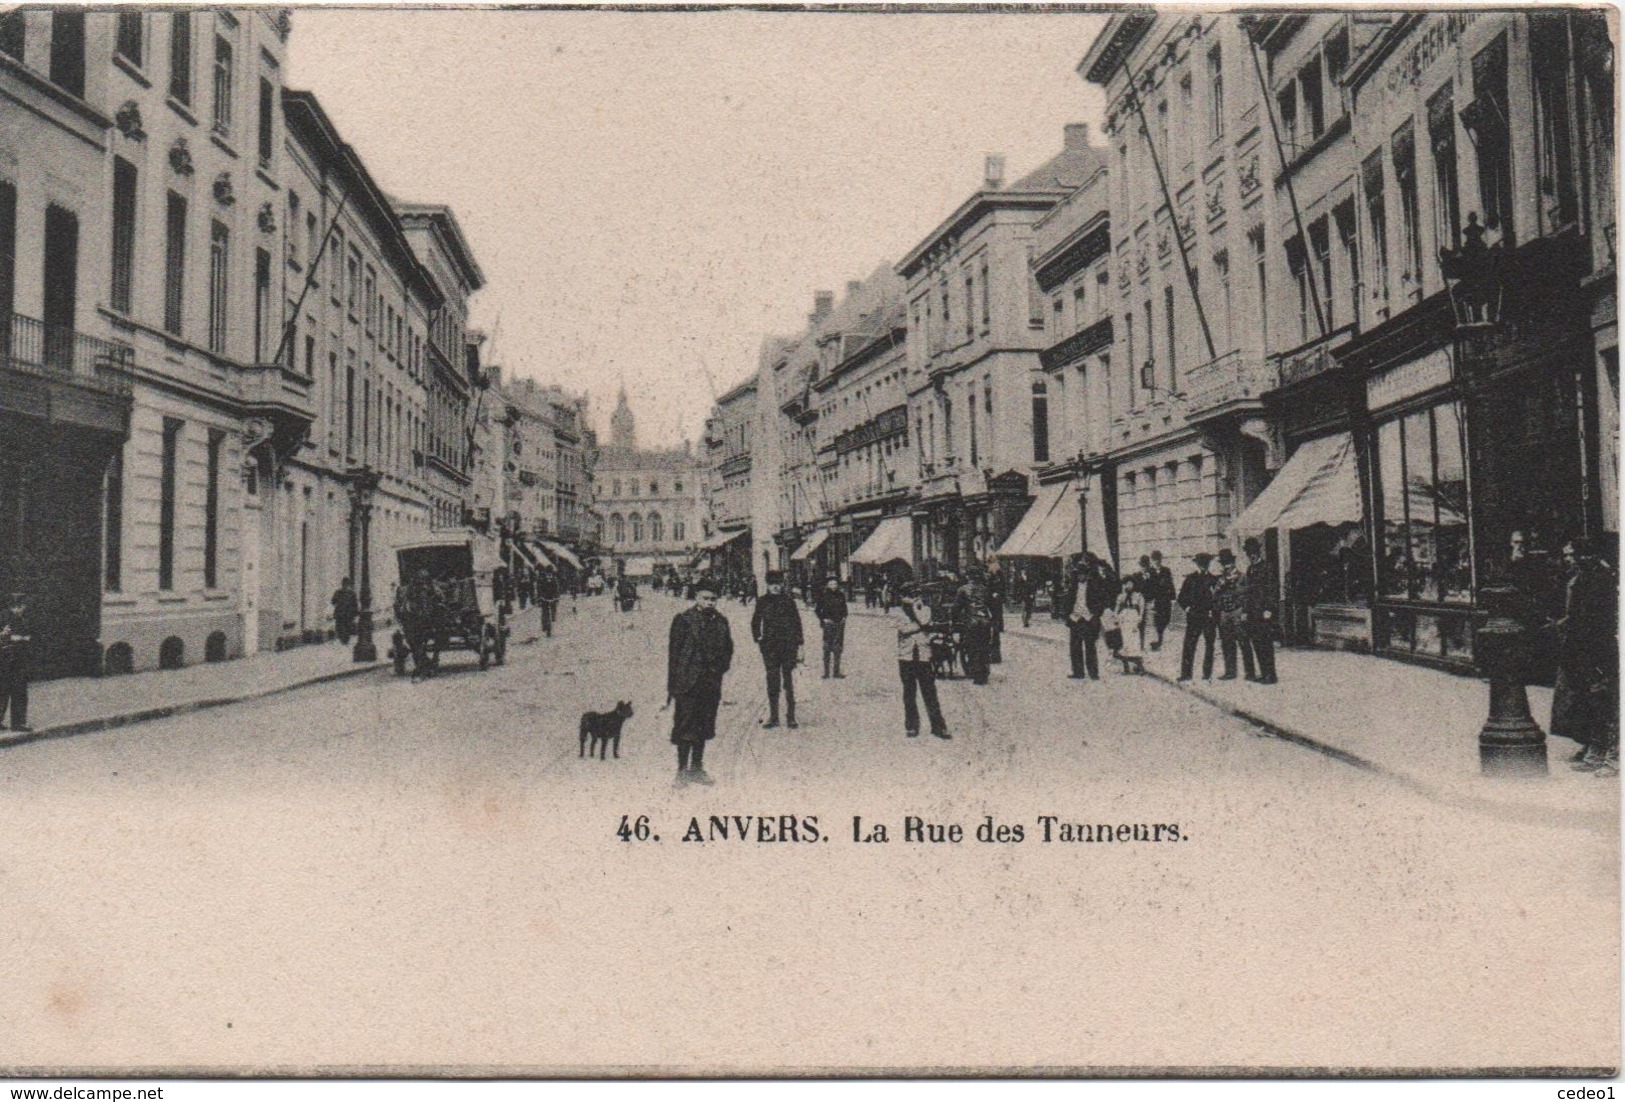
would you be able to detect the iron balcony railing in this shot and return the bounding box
[2,312,134,396]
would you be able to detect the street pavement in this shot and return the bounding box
[0,591,1614,1073]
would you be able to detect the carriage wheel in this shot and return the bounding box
[479,627,493,670]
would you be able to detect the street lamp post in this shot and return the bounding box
[1441,218,1546,777]
[347,466,381,663]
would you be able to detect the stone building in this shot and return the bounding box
[699,372,760,585]
[898,126,1102,575]
[591,390,704,572]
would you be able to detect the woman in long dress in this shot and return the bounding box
[1115,578,1146,675]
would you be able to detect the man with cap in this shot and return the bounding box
[813,575,849,679]
[890,581,949,739]
[1176,553,1217,681]
[667,575,733,785]
[1213,548,1247,680]
[0,592,32,733]
[1241,537,1279,684]
[953,565,994,686]
[750,570,804,728]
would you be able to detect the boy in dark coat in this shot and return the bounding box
[667,577,734,786]
[0,592,32,732]
[1148,550,1175,651]
[751,571,804,728]
[813,575,849,679]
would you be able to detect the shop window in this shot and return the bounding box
[1376,401,1471,605]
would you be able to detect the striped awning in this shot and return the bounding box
[790,528,830,561]
[996,478,1079,559]
[697,527,749,552]
[849,516,914,566]
[511,538,546,570]
[536,539,582,570]
[1236,433,1363,533]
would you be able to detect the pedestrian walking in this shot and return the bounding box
[1177,552,1217,681]
[952,567,995,686]
[1552,536,1619,776]
[1148,550,1175,651]
[1214,548,1246,680]
[891,583,949,739]
[813,575,849,679]
[536,567,560,637]
[1241,537,1278,683]
[1014,569,1036,629]
[751,570,804,728]
[0,592,33,733]
[1114,578,1146,675]
[666,576,733,786]
[331,577,359,645]
[986,561,1005,665]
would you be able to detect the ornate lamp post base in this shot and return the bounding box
[352,604,378,663]
[1475,582,1549,778]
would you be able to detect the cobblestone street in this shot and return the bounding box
[0,592,1613,1072]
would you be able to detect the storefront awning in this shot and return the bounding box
[790,528,830,562]
[850,516,914,566]
[511,538,550,570]
[536,539,582,571]
[996,480,1065,557]
[697,527,749,552]
[1083,470,1112,563]
[1236,433,1363,534]
[996,478,1080,559]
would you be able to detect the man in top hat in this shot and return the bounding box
[1147,550,1175,651]
[1059,552,1116,680]
[0,592,32,733]
[1177,552,1217,681]
[751,570,804,728]
[1241,537,1278,684]
[1213,548,1246,680]
[667,575,733,786]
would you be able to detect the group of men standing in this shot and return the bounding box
[1173,538,1278,684]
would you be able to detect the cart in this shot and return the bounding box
[390,530,508,677]
[917,577,964,680]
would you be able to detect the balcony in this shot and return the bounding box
[1274,324,1356,391]
[1181,350,1277,425]
[240,361,315,458]
[1,313,134,437]
[2,313,133,397]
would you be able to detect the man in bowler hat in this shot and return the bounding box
[1241,537,1278,683]
[667,576,733,786]
[1213,548,1246,680]
[1177,552,1217,681]
[751,570,804,728]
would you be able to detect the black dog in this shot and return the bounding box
[579,701,634,760]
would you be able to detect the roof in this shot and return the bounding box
[394,201,486,293]
[1078,11,1157,86]
[593,446,703,473]
[282,90,444,309]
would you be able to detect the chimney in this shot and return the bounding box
[845,280,863,298]
[811,290,835,323]
[1065,123,1092,150]
[985,154,1006,190]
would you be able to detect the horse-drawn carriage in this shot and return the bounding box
[390,531,508,677]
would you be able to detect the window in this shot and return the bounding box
[346,252,359,313]
[1310,216,1333,331]
[205,429,223,588]
[612,514,625,543]
[49,11,85,98]
[0,12,23,61]
[208,221,229,355]
[1334,201,1359,330]
[1392,123,1423,294]
[168,14,191,103]
[1208,45,1224,141]
[164,192,186,335]
[304,333,315,379]
[1427,84,1460,251]
[364,267,376,331]
[1214,251,1232,352]
[979,258,991,329]
[1324,28,1350,91]
[159,419,181,591]
[1073,285,1087,333]
[253,247,271,361]
[305,211,318,270]
[1026,246,1044,326]
[285,192,301,267]
[329,232,343,297]
[1123,312,1135,409]
[1277,82,1298,151]
[1362,152,1390,318]
[1031,380,1049,464]
[257,75,274,166]
[1142,298,1155,392]
[1250,226,1268,350]
[104,448,123,592]
[650,480,658,494]
[1163,284,1176,383]
[650,513,663,543]
[964,274,974,339]
[968,382,978,466]
[345,362,355,457]
[1299,56,1325,142]
[1377,401,1471,605]
[116,13,142,67]
[110,158,137,315]
[1532,14,1578,228]
[1470,35,1514,238]
[1287,235,1311,343]
[1179,73,1194,166]
[362,378,371,459]
[673,520,685,542]
[212,35,233,136]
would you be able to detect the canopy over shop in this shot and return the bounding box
[789,527,830,562]
[535,539,583,572]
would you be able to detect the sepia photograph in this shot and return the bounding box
[0,1,1617,1083]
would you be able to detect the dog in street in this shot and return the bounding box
[579,701,634,760]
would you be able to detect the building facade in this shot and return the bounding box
[898,127,1102,575]
[701,372,759,585]
[591,390,704,570]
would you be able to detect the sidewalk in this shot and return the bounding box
[855,606,1615,831]
[2,604,547,749]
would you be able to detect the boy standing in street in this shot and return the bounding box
[813,575,848,679]
[751,570,804,728]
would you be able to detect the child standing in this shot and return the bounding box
[1115,578,1146,675]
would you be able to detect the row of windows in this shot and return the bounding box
[910,254,992,361]
[607,513,686,544]
[600,477,683,497]
[103,418,227,595]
